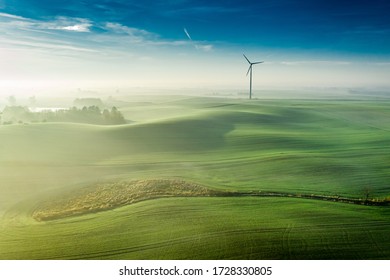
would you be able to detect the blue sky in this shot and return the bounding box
[1,0,390,93]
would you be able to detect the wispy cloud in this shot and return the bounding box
[0,37,98,53]
[36,17,93,32]
[162,5,244,18]
[196,44,213,52]
[280,60,352,66]
[104,22,156,42]
[59,24,91,32]
[0,12,29,20]
[0,12,215,57]
[276,60,390,68]
[0,13,92,32]
[0,13,98,59]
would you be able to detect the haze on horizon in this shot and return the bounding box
[1,0,390,97]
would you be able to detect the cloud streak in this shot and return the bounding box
[0,13,92,32]
[104,22,156,43]
[54,23,92,32]
[0,37,98,53]
[184,27,192,41]
[0,12,215,58]
[0,12,28,20]
[183,27,213,52]
[280,60,352,66]
[1,2,389,89]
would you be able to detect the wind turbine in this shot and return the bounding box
[243,54,263,99]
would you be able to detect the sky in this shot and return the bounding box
[1,0,390,95]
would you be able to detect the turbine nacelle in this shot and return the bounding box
[243,54,263,76]
[243,54,263,65]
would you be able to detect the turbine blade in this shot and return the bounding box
[243,54,251,64]
[252,61,264,65]
[246,65,252,76]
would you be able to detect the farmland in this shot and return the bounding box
[0,95,390,259]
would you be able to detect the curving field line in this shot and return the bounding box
[32,179,390,222]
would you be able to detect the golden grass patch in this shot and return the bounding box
[32,179,221,221]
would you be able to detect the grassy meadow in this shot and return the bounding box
[1,95,390,259]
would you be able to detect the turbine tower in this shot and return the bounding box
[243,54,263,99]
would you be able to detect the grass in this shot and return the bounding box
[32,179,222,221]
[1,197,390,259]
[0,96,389,259]
[32,179,389,222]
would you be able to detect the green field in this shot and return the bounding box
[1,96,390,259]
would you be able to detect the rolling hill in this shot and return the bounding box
[1,96,389,259]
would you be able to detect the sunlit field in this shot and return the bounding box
[1,95,390,259]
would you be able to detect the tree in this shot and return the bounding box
[2,106,31,123]
[7,95,16,106]
[28,96,37,110]
[103,109,111,124]
[362,186,372,204]
[1,104,126,125]
[110,106,126,124]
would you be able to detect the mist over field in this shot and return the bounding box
[1,0,390,260]
[1,91,390,259]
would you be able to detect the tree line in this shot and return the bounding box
[0,106,126,125]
